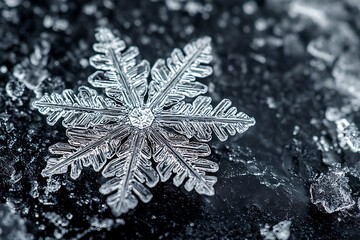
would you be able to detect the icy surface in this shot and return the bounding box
[1,0,360,239]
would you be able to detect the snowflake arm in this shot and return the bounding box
[89,27,149,108]
[32,86,127,128]
[100,130,159,216]
[146,37,212,112]
[156,96,256,142]
[42,124,130,179]
[149,127,218,196]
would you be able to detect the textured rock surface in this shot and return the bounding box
[0,0,360,239]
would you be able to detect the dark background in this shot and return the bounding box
[1,0,360,239]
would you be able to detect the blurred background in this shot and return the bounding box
[0,0,360,239]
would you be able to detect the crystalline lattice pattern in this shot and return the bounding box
[33,28,256,216]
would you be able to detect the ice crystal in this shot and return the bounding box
[33,27,256,216]
[310,167,355,213]
[260,220,292,240]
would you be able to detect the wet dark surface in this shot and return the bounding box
[1,0,360,239]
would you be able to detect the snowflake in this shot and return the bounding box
[33,28,256,216]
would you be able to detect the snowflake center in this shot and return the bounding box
[128,107,155,129]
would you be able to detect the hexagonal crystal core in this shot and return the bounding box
[128,107,155,129]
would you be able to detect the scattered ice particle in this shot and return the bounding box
[43,15,69,32]
[185,25,194,35]
[43,212,69,227]
[332,52,360,99]
[185,1,203,16]
[243,1,257,15]
[310,168,355,213]
[325,107,346,122]
[140,35,151,45]
[255,18,267,31]
[260,220,292,240]
[53,19,69,32]
[289,1,328,28]
[4,121,15,133]
[10,170,22,183]
[45,177,62,194]
[29,181,39,198]
[336,119,360,153]
[252,38,266,49]
[66,213,73,220]
[13,41,50,91]
[4,0,22,7]
[266,97,277,109]
[307,37,337,63]
[293,125,300,136]
[43,15,53,28]
[79,58,89,68]
[90,217,116,230]
[208,82,215,93]
[0,66,8,73]
[166,0,182,11]
[272,221,292,240]
[5,78,25,100]
[83,4,97,15]
[251,53,266,63]
[284,34,304,57]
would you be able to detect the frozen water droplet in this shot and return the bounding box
[165,0,182,11]
[266,97,277,109]
[6,78,25,100]
[243,1,257,15]
[0,66,8,73]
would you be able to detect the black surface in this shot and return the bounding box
[0,0,360,239]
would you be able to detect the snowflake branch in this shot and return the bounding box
[156,96,256,141]
[149,128,217,196]
[89,27,149,109]
[42,124,130,178]
[100,130,158,216]
[108,49,141,107]
[147,37,212,112]
[33,86,127,128]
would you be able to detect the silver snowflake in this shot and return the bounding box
[33,28,256,216]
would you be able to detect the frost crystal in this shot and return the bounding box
[310,168,355,213]
[33,28,256,216]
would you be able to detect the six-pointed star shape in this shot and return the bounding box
[33,28,256,216]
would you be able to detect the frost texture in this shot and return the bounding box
[310,168,355,213]
[33,28,255,216]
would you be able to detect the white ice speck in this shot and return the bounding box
[260,220,292,240]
